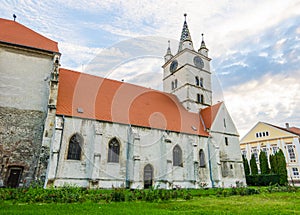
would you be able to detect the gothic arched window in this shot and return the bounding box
[173,145,182,167]
[67,133,83,160]
[108,138,120,163]
[199,149,205,168]
[195,76,199,86]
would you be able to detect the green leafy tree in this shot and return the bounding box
[259,151,269,174]
[250,154,258,175]
[242,155,250,176]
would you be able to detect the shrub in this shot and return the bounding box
[246,174,280,186]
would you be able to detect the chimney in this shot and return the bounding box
[285,123,290,130]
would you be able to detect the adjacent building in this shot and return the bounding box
[240,122,300,185]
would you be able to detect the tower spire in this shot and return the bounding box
[164,40,173,62]
[198,33,209,57]
[178,13,194,53]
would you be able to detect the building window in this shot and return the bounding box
[174,79,178,88]
[292,168,299,176]
[200,77,203,87]
[287,145,296,160]
[252,147,258,162]
[197,94,204,104]
[199,149,205,168]
[108,138,120,163]
[261,147,267,156]
[272,146,278,154]
[242,150,247,157]
[195,76,199,86]
[173,145,182,167]
[230,164,233,169]
[223,118,226,128]
[225,137,228,146]
[67,133,83,160]
[171,81,174,90]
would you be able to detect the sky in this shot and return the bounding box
[1,0,300,137]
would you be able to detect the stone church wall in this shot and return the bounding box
[46,116,212,189]
[0,106,46,187]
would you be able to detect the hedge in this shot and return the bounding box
[246,174,280,186]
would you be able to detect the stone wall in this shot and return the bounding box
[0,106,47,187]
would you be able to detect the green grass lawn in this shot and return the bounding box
[1,192,299,215]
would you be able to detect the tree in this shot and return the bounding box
[276,149,288,185]
[242,155,250,176]
[259,151,269,174]
[269,154,277,174]
[269,150,288,185]
[250,154,258,175]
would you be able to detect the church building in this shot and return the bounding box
[0,15,245,188]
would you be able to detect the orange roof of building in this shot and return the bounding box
[200,102,223,129]
[289,127,300,136]
[0,18,59,53]
[57,68,209,136]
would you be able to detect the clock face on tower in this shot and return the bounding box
[193,56,204,69]
[170,60,178,73]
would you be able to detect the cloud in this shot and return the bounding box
[224,71,300,137]
[1,0,300,137]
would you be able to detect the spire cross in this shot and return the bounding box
[184,13,187,21]
[201,33,204,41]
[168,40,170,48]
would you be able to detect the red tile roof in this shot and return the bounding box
[0,18,59,53]
[289,127,300,136]
[200,102,223,129]
[57,68,209,136]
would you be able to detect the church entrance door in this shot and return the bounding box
[143,164,153,189]
[7,167,23,188]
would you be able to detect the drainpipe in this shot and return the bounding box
[207,136,214,188]
[125,124,132,188]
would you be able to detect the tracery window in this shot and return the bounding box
[108,138,120,163]
[173,145,182,167]
[67,133,83,160]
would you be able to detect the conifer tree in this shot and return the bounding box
[276,149,288,185]
[259,150,269,174]
[250,154,258,175]
[242,155,250,176]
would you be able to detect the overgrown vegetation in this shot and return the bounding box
[0,184,297,204]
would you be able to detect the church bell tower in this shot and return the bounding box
[162,14,212,112]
